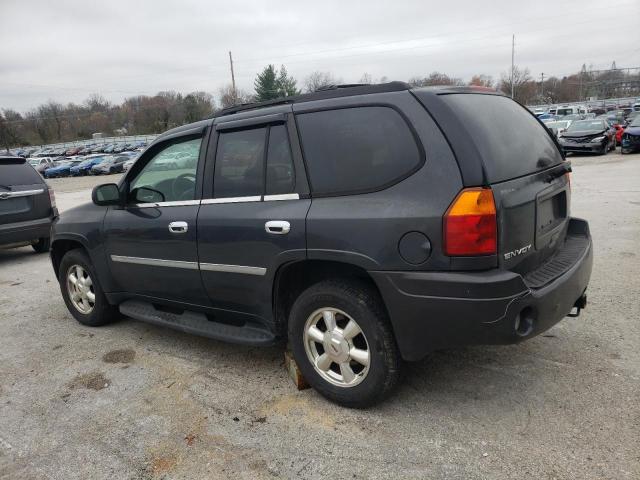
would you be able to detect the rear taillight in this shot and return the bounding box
[444,187,497,256]
[48,187,56,209]
[565,172,571,190]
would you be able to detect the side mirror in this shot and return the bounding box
[92,183,121,206]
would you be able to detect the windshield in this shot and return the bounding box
[566,120,605,132]
[630,117,640,127]
[28,159,39,166]
[557,108,573,115]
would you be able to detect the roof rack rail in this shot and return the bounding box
[218,81,411,117]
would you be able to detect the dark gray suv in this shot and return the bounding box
[1,156,56,253]
[50,83,593,407]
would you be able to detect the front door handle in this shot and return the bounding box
[168,221,188,234]
[265,220,290,235]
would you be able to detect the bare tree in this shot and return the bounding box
[304,71,341,92]
[408,72,464,87]
[218,84,254,109]
[499,66,536,104]
[469,74,494,88]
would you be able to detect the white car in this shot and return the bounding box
[545,120,573,137]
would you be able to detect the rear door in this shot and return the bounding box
[417,92,570,275]
[197,113,310,326]
[0,159,51,226]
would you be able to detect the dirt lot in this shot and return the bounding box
[1,152,639,479]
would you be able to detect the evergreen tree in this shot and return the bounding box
[276,65,300,97]
[254,64,279,102]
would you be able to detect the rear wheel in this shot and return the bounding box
[32,237,50,253]
[58,249,119,327]
[289,280,401,408]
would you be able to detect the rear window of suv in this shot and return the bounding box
[0,160,44,185]
[296,106,422,195]
[441,94,563,183]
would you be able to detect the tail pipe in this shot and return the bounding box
[568,292,587,318]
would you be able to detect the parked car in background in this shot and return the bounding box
[545,120,572,138]
[621,115,640,154]
[28,157,57,174]
[0,156,56,253]
[44,159,83,178]
[559,119,616,154]
[65,146,82,156]
[70,156,106,176]
[557,105,588,116]
[90,155,129,175]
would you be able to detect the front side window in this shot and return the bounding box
[296,107,422,195]
[214,128,266,198]
[129,137,201,203]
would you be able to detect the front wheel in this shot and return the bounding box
[289,280,401,408]
[58,249,119,327]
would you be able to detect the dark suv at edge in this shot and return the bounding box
[50,83,593,407]
[1,156,56,253]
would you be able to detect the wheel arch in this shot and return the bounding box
[50,234,90,278]
[272,259,389,336]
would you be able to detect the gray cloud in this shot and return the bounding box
[1,0,638,111]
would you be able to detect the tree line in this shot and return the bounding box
[2,63,638,148]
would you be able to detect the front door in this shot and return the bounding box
[103,133,210,306]
[197,117,310,326]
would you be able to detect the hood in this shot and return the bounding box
[562,129,606,139]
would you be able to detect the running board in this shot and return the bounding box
[119,299,276,346]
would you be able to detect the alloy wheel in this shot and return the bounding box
[303,308,370,388]
[66,264,95,314]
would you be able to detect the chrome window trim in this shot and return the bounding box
[0,188,45,200]
[110,255,199,270]
[133,200,201,208]
[263,193,299,201]
[200,196,262,205]
[199,262,266,276]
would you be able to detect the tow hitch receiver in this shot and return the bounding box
[568,293,587,318]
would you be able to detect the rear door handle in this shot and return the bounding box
[265,220,290,235]
[168,221,188,233]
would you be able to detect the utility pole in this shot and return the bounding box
[540,72,544,101]
[511,34,515,99]
[228,51,237,103]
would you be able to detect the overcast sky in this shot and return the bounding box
[1,0,639,112]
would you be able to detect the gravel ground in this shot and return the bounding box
[1,152,639,479]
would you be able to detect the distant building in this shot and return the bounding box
[92,132,104,139]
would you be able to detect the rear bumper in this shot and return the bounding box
[0,217,53,246]
[371,218,593,361]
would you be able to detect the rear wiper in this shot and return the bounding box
[545,163,572,183]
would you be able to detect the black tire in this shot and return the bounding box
[58,248,119,327]
[288,280,401,408]
[32,237,50,253]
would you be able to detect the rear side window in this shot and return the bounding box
[0,161,43,185]
[214,128,266,198]
[441,94,562,183]
[296,106,422,195]
[266,125,295,195]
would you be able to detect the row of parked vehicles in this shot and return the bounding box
[539,108,640,155]
[27,152,139,178]
[11,140,148,159]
